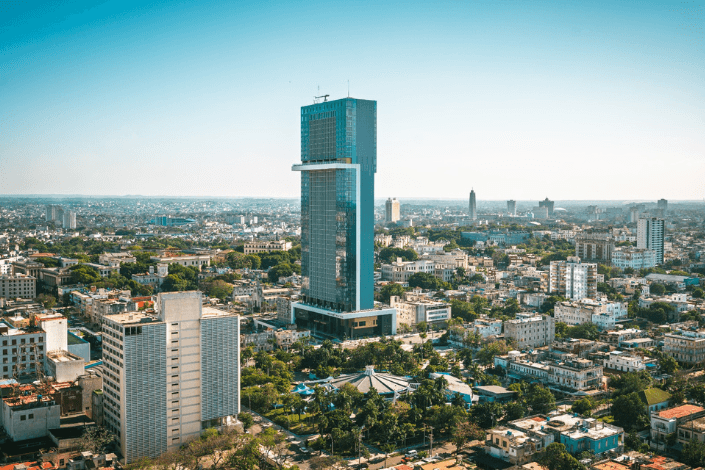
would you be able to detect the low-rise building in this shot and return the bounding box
[0,383,61,441]
[46,350,85,382]
[554,299,628,329]
[273,328,310,350]
[638,388,671,413]
[98,252,137,267]
[663,329,705,365]
[429,372,476,407]
[603,351,645,373]
[611,248,657,270]
[559,417,623,455]
[485,427,541,464]
[390,294,451,328]
[243,240,292,254]
[0,320,46,380]
[650,404,705,450]
[472,317,503,338]
[475,385,516,404]
[504,314,555,349]
[0,274,37,300]
[149,253,211,270]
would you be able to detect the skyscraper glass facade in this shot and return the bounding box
[295,98,376,313]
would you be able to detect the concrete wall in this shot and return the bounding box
[2,401,61,440]
[41,318,68,352]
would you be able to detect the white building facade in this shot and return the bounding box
[102,292,240,463]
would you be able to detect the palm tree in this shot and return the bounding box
[381,442,395,467]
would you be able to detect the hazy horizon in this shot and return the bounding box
[1,1,703,200]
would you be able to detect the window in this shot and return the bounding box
[29,413,33,419]
[20,415,26,421]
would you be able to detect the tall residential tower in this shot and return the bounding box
[637,217,665,265]
[385,198,401,223]
[291,97,395,338]
[507,200,517,216]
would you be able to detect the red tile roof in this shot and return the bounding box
[0,462,55,470]
[658,405,705,419]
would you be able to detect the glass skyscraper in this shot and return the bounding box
[292,97,394,337]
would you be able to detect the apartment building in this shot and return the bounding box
[99,252,137,267]
[554,299,627,329]
[650,404,705,450]
[380,259,436,283]
[0,274,36,300]
[389,294,451,327]
[485,427,541,464]
[549,257,598,300]
[611,248,657,270]
[0,320,46,380]
[663,330,705,365]
[385,198,401,223]
[637,217,665,265]
[504,314,555,349]
[603,351,645,373]
[575,234,614,261]
[149,254,210,270]
[472,317,503,337]
[243,240,292,254]
[101,291,240,463]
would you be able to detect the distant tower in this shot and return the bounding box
[385,198,401,223]
[657,199,668,212]
[507,200,517,216]
[469,189,477,220]
[637,217,665,265]
[539,198,554,215]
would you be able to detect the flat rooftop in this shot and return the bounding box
[47,350,84,363]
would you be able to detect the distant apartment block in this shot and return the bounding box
[149,216,196,226]
[637,217,665,265]
[101,292,240,463]
[504,314,555,349]
[549,257,597,300]
[472,317,503,337]
[575,234,614,261]
[507,200,517,216]
[389,294,451,327]
[0,274,36,300]
[554,299,627,330]
[663,330,705,365]
[99,252,137,267]
[243,240,292,254]
[462,230,531,246]
[385,198,401,223]
[150,254,210,269]
[612,248,657,270]
[0,320,46,380]
[603,351,645,373]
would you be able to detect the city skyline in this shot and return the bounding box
[1,1,703,200]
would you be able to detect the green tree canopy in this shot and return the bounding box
[535,443,585,470]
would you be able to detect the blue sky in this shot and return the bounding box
[1,0,703,200]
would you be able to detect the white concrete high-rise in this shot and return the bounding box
[469,189,477,220]
[385,198,401,223]
[549,256,598,300]
[62,211,77,229]
[637,217,664,265]
[102,291,240,463]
